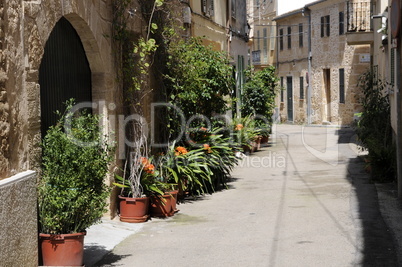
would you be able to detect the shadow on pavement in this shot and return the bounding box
[339,128,399,266]
[84,245,131,267]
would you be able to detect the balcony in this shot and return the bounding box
[345,1,374,45]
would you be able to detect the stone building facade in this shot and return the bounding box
[274,0,371,125]
[247,0,277,68]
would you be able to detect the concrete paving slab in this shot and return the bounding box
[84,217,144,266]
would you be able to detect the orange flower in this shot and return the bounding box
[144,164,155,174]
[200,127,207,131]
[203,144,212,153]
[175,146,188,156]
[235,124,244,131]
[140,157,149,165]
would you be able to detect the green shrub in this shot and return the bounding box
[38,100,115,234]
[355,71,396,182]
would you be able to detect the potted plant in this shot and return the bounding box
[114,154,167,222]
[38,100,115,266]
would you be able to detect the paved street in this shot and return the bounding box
[94,124,398,267]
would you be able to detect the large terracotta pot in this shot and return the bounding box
[260,135,269,145]
[150,194,174,218]
[39,232,86,266]
[118,195,150,223]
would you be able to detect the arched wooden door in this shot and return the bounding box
[39,17,92,137]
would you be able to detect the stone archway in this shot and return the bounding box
[39,16,92,136]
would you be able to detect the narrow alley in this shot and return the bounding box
[93,125,398,267]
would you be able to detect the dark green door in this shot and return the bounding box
[287,76,293,121]
[39,17,92,137]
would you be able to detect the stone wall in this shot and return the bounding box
[0,171,37,267]
[0,1,10,178]
[0,0,121,181]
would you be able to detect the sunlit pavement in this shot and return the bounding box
[91,124,399,267]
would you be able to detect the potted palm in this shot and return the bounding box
[38,100,115,266]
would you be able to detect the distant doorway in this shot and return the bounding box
[287,76,293,121]
[323,69,331,122]
[39,17,92,137]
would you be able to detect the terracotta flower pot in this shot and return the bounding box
[150,194,174,218]
[260,135,269,145]
[39,232,86,266]
[118,195,150,223]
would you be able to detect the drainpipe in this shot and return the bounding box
[303,7,312,125]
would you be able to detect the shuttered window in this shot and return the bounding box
[299,23,303,47]
[339,68,345,103]
[279,29,284,51]
[321,16,330,37]
[391,48,395,86]
[339,12,344,35]
[300,76,304,99]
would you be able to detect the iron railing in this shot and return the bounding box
[347,1,373,32]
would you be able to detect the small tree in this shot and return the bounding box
[241,65,279,129]
[164,37,234,122]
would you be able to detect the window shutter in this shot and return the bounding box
[326,15,330,36]
[339,12,344,35]
[299,23,303,47]
[202,0,207,14]
[339,68,345,103]
[321,17,325,37]
[391,49,395,86]
[300,77,304,99]
[209,0,214,16]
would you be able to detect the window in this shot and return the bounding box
[321,15,330,37]
[299,23,303,47]
[202,0,215,17]
[339,12,344,35]
[287,26,291,49]
[263,28,267,61]
[339,68,345,103]
[300,76,304,99]
[279,29,284,51]
[391,49,395,86]
[326,15,330,36]
[231,0,236,18]
[280,77,284,102]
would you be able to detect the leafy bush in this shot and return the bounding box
[241,66,279,127]
[164,37,235,133]
[355,71,396,182]
[38,100,115,234]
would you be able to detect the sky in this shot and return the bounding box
[277,0,317,15]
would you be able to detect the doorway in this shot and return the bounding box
[287,76,293,121]
[323,69,331,122]
[39,17,92,137]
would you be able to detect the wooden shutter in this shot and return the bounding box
[321,17,325,37]
[339,68,345,103]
